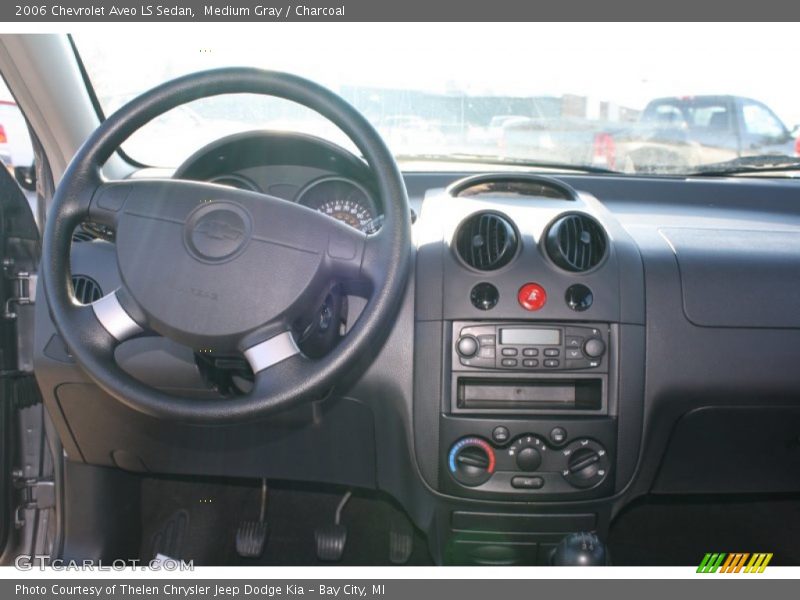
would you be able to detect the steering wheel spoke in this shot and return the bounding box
[67,291,144,366]
[242,330,303,374]
[90,288,145,343]
[360,228,393,287]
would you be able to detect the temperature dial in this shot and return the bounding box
[448,437,496,487]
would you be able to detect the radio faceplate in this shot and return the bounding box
[452,322,608,372]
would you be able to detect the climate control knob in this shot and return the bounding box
[561,439,609,489]
[509,434,547,472]
[516,447,542,471]
[456,335,479,358]
[448,437,496,486]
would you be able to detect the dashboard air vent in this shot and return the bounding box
[72,226,97,243]
[71,275,103,305]
[455,212,518,271]
[545,213,607,272]
[73,222,115,243]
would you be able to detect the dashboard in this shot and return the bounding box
[32,130,800,566]
[174,131,384,234]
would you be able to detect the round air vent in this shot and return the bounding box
[455,212,519,271]
[71,275,103,305]
[545,213,607,272]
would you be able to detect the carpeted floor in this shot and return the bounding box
[140,476,433,566]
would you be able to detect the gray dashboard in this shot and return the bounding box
[32,131,800,565]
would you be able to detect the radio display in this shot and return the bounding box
[500,328,561,346]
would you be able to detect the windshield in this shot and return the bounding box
[73,24,800,175]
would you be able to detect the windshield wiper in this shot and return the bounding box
[690,155,800,176]
[395,153,621,174]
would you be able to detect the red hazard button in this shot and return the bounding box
[518,283,547,311]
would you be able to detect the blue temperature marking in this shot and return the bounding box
[449,438,478,473]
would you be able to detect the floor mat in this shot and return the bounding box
[609,494,800,566]
[139,476,433,566]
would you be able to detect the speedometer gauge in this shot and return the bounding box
[296,177,381,234]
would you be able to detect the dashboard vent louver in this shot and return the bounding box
[71,275,103,305]
[72,227,97,243]
[455,212,518,271]
[545,213,607,272]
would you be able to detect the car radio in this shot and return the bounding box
[453,322,607,371]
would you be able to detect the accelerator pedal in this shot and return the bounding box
[389,513,414,564]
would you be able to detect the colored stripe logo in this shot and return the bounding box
[697,553,772,573]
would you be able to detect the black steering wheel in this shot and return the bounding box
[41,68,412,424]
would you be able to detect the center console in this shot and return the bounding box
[412,174,646,564]
[441,320,616,500]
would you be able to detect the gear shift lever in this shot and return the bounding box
[550,532,608,566]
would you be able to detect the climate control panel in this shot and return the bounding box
[440,417,616,500]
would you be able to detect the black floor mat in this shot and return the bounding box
[609,494,800,566]
[140,476,433,566]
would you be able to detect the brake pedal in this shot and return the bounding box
[388,513,414,564]
[315,491,351,562]
[235,479,268,558]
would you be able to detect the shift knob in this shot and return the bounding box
[550,532,607,566]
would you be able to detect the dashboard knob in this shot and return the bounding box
[449,437,495,486]
[583,338,606,358]
[568,448,601,480]
[456,335,479,358]
[561,439,609,489]
[516,447,542,471]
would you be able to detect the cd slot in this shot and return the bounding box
[457,378,602,411]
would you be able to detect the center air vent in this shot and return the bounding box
[455,212,519,271]
[71,275,103,305]
[545,213,607,272]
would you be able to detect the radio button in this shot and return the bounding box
[566,336,584,348]
[522,359,539,368]
[566,359,591,369]
[522,348,538,357]
[543,359,560,368]
[584,338,606,359]
[456,336,479,358]
[478,346,496,359]
[478,334,496,346]
[501,348,518,357]
[544,348,560,357]
[501,358,518,367]
[566,348,583,360]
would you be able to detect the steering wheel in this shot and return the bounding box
[41,68,412,424]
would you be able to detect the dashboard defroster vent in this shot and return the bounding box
[545,213,607,272]
[71,275,103,305]
[455,212,519,271]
